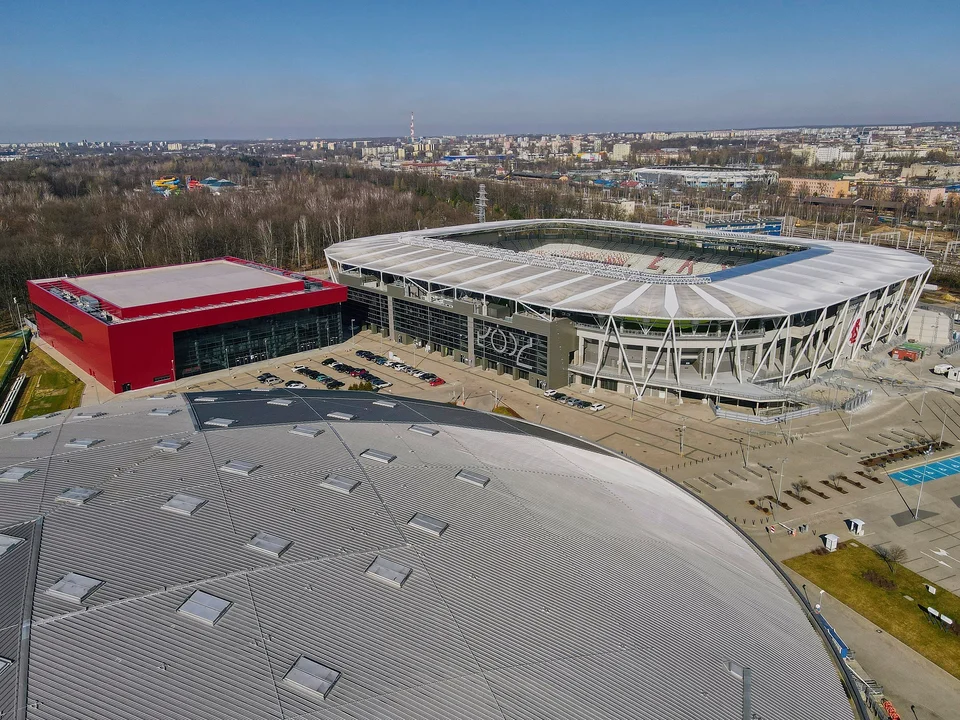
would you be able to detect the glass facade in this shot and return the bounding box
[474,319,548,376]
[173,304,342,377]
[346,288,388,329]
[34,304,83,340]
[393,298,468,352]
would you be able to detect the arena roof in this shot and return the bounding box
[0,390,857,719]
[65,258,300,309]
[325,219,932,320]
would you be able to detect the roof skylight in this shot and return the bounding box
[203,417,236,428]
[0,534,25,558]
[148,393,175,400]
[0,657,11,677]
[194,396,219,403]
[12,430,47,440]
[149,407,180,417]
[65,438,102,448]
[359,449,396,464]
[56,487,101,506]
[326,411,355,421]
[320,475,359,494]
[407,513,448,537]
[456,469,490,487]
[282,655,341,700]
[46,572,104,604]
[0,466,36,483]
[372,400,397,408]
[74,411,106,419]
[409,425,439,437]
[267,398,294,407]
[220,460,260,476]
[366,556,412,588]
[161,493,207,516]
[153,439,189,453]
[245,532,291,558]
[290,425,323,438]
[177,590,232,625]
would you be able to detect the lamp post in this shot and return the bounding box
[919,389,927,418]
[777,458,787,504]
[915,445,933,519]
[678,423,685,457]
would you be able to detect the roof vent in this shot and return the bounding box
[373,400,397,408]
[46,572,104,604]
[366,556,412,588]
[194,396,219,403]
[12,430,47,440]
[456,469,490,487]
[56,487,101,506]
[326,411,355,421]
[409,425,439,437]
[0,656,11,677]
[0,466,36,483]
[320,475,359,494]
[290,425,323,438]
[149,408,180,417]
[220,460,260,476]
[282,655,341,700]
[74,411,106,420]
[245,532,291,558]
[0,533,25,558]
[250,387,273,393]
[177,590,232,625]
[161,493,207,516]
[360,449,396,464]
[153,439,189,453]
[267,398,294,407]
[407,513,448,537]
[65,438,102,448]
[44,412,61,418]
[203,417,236,428]
[149,393,175,400]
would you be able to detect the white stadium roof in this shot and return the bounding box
[0,390,858,719]
[325,219,931,320]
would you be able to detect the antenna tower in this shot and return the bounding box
[410,112,415,146]
[475,183,487,223]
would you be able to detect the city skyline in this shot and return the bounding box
[3,0,959,142]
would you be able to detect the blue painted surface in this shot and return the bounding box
[890,456,960,486]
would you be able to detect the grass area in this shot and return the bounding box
[491,403,522,419]
[0,336,24,382]
[786,542,960,679]
[12,348,85,420]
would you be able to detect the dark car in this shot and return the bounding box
[325,379,344,389]
[553,392,567,402]
[321,358,336,366]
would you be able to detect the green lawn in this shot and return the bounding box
[785,542,960,679]
[12,348,85,420]
[0,336,24,383]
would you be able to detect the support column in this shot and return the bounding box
[387,296,396,341]
[467,315,475,366]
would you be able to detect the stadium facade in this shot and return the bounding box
[0,390,862,719]
[630,166,780,188]
[28,258,346,393]
[326,219,932,402]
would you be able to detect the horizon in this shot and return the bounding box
[3,0,959,143]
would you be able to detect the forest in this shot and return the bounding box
[0,156,627,328]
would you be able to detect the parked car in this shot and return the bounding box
[565,397,577,406]
[324,379,344,389]
[428,378,445,387]
[552,393,567,402]
[285,380,306,389]
[321,358,336,366]
[372,380,392,389]
[374,357,388,365]
[575,399,591,409]
[589,403,606,412]
[543,389,557,397]
[265,376,283,386]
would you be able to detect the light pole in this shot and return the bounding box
[919,389,927,418]
[678,423,685,457]
[746,429,752,466]
[940,410,948,447]
[915,445,933,519]
[778,458,788,504]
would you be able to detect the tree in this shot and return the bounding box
[828,474,843,491]
[347,380,374,391]
[873,544,907,574]
[791,480,810,500]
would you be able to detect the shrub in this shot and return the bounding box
[863,569,896,590]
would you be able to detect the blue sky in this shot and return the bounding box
[2,0,958,141]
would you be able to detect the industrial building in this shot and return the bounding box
[27,258,346,393]
[0,390,861,719]
[325,219,931,403]
[630,166,779,188]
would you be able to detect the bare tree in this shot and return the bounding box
[791,480,810,500]
[874,544,907,574]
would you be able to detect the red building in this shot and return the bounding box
[28,257,347,393]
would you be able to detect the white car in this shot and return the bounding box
[589,403,606,412]
[543,389,557,397]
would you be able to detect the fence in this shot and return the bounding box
[710,401,824,425]
[843,389,874,413]
[0,374,26,424]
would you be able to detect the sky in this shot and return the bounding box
[2,0,959,142]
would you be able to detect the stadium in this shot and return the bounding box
[0,390,862,719]
[326,219,932,403]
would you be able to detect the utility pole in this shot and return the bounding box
[778,458,787,503]
[916,446,933,519]
[475,183,487,224]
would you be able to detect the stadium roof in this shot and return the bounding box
[325,219,932,320]
[0,390,857,719]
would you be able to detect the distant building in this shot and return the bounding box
[631,166,778,188]
[779,177,850,198]
[902,163,960,182]
[611,143,632,162]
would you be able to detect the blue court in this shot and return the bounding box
[890,456,960,486]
